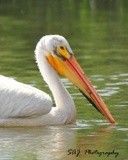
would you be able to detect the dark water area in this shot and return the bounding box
[0,0,127,159]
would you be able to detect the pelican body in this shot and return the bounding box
[0,35,115,126]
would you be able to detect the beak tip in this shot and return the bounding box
[110,120,116,124]
[107,115,116,124]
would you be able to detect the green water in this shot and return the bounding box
[0,0,128,160]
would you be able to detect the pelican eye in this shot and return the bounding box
[57,46,71,60]
[60,46,64,50]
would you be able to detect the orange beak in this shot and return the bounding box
[47,54,116,124]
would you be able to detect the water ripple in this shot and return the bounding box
[106,81,128,86]
[97,87,120,97]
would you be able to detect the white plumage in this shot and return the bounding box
[0,35,115,126]
[0,75,52,118]
[0,35,76,126]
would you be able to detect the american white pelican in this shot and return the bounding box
[0,35,115,126]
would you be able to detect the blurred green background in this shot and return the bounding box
[0,0,128,160]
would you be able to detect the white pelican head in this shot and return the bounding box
[35,35,115,124]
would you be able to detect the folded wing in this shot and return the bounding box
[0,76,52,118]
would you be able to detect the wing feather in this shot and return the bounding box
[0,76,52,118]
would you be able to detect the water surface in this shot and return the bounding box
[0,0,128,160]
